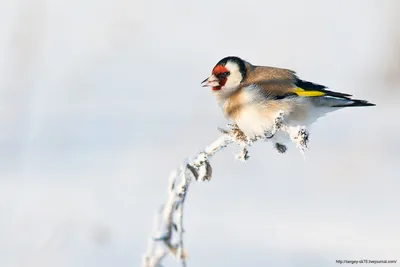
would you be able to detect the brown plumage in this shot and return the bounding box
[220,62,307,124]
[222,88,298,123]
[201,56,375,143]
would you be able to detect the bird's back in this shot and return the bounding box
[244,63,297,85]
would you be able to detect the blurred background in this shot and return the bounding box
[0,0,399,266]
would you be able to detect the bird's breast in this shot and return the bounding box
[221,87,293,138]
[234,104,276,138]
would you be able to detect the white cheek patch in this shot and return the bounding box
[221,61,242,92]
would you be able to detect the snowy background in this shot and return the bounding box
[1,0,399,266]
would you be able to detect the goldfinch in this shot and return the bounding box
[201,56,375,153]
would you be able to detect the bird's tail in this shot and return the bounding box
[294,79,376,108]
[312,96,375,108]
[330,98,376,107]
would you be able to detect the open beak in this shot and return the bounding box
[201,74,219,87]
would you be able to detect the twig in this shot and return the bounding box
[142,111,289,267]
[142,132,234,267]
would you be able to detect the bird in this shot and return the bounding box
[201,56,375,154]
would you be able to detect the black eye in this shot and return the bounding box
[217,72,230,79]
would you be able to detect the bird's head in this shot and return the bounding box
[201,56,247,94]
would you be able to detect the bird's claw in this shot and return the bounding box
[263,131,275,139]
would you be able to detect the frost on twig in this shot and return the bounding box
[142,110,303,267]
[141,125,269,267]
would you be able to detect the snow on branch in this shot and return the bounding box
[141,111,306,267]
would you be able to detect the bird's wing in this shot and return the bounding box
[244,65,353,100]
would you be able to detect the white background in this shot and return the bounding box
[0,0,399,266]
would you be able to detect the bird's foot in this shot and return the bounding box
[263,131,275,139]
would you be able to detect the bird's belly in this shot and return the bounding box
[231,98,330,139]
[234,106,276,138]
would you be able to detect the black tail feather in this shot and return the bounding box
[295,78,375,107]
[331,99,376,107]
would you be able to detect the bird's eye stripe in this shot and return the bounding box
[217,72,230,79]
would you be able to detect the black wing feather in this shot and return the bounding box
[295,78,353,99]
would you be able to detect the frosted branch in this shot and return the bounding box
[142,111,291,267]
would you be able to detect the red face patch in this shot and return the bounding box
[212,65,229,91]
[212,65,229,76]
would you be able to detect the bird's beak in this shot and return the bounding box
[201,75,219,87]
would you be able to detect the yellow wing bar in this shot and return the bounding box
[294,88,326,97]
